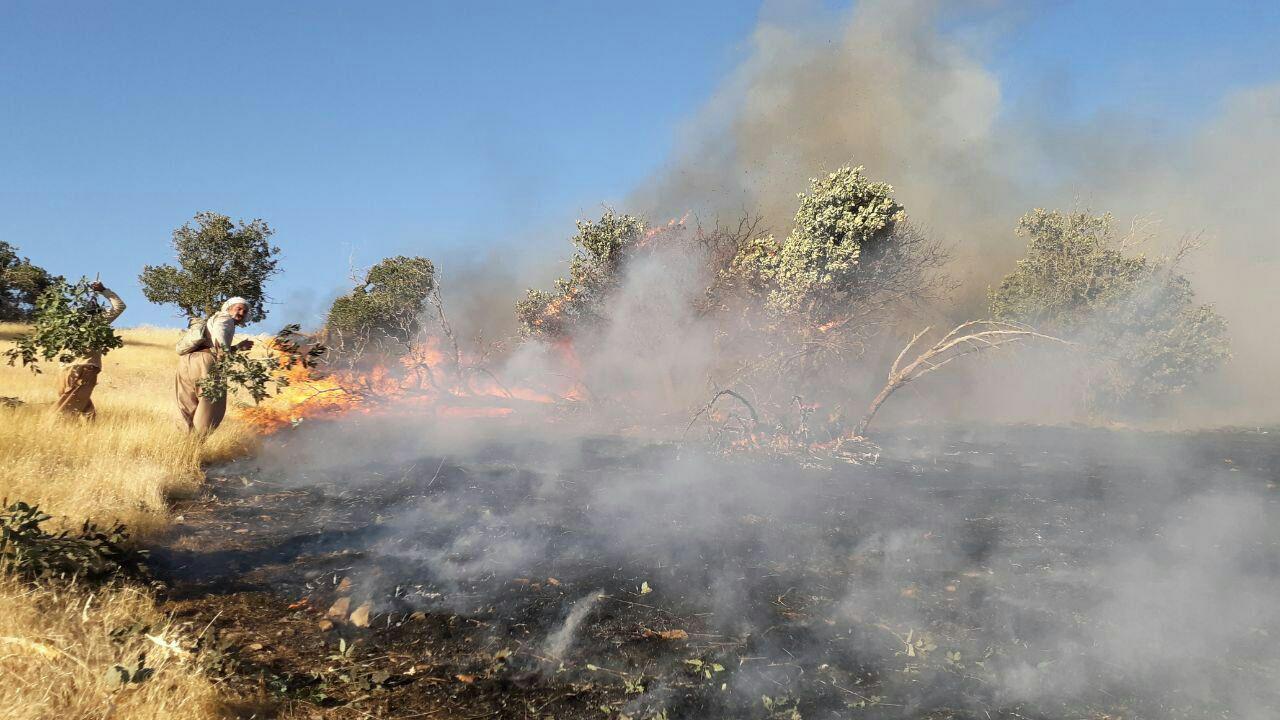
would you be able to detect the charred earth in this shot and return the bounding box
[152,420,1279,719]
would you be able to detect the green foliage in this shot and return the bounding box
[989,210,1147,330]
[517,210,645,337]
[715,234,783,306]
[197,324,325,403]
[197,348,279,403]
[714,166,939,343]
[514,289,566,337]
[991,209,1230,412]
[517,171,926,345]
[710,166,945,401]
[0,241,61,321]
[0,501,149,583]
[767,166,906,319]
[364,255,437,307]
[324,256,436,360]
[139,211,280,323]
[4,278,124,373]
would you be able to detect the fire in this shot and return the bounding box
[237,336,583,434]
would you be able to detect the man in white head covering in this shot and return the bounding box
[174,296,255,433]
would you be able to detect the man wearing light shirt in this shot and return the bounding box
[174,296,255,433]
[52,280,126,418]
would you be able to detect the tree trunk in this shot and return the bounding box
[854,378,901,437]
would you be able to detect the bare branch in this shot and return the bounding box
[890,326,932,378]
[854,320,1068,437]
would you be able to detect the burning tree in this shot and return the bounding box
[518,169,945,358]
[516,210,646,340]
[241,255,565,432]
[990,209,1229,414]
[139,211,280,323]
[515,167,949,432]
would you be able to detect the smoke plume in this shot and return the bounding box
[626,0,1279,424]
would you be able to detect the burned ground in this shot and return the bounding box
[151,422,1280,719]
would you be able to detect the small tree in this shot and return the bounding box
[990,209,1229,413]
[717,166,948,391]
[4,279,124,373]
[719,167,947,331]
[517,210,646,338]
[0,241,60,322]
[990,210,1147,329]
[139,212,280,322]
[324,256,436,363]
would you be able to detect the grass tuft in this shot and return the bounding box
[0,573,225,720]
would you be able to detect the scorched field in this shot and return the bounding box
[152,419,1280,720]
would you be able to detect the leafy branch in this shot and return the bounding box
[0,500,149,583]
[4,279,123,373]
[196,324,326,403]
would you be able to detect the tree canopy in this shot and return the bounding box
[139,212,280,323]
[516,210,646,338]
[0,241,60,322]
[766,165,907,319]
[991,209,1229,412]
[324,255,437,361]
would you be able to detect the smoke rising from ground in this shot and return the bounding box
[229,419,1280,718]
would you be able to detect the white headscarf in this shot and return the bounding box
[221,297,249,313]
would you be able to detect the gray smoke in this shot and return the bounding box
[543,590,604,661]
[217,5,1280,717]
[626,0,1279,425]
[236,418,1280,717]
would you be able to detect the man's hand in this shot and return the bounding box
[235,339,255,351]
[89,281,106,293]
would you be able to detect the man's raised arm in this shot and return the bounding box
[90,281,126,323]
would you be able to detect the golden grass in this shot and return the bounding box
[1,324,267,719]
[0,575,225,720]
[0,324,260,535]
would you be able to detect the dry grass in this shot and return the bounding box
[0,575,226,720]
[0,324,259,535]
[1,323,266,719]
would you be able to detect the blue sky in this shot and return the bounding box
[2,1,1277,328]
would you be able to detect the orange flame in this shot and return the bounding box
[237,336,582,434]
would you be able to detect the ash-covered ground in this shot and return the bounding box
[154,420,1280,719]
